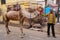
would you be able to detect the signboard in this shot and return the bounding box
[36,0,45,8]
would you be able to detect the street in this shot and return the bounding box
[0,0,60,40]
[0,24,60,40]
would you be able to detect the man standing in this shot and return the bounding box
[16,2,21,11]
[47,10,56,38]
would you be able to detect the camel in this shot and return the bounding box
[2,6,46,38]
[2,5,25,37]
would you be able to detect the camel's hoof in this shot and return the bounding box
[20,35,24,38]
[20,33,25,38]
[28,25,32,29]
[20,36,24,38]
[9,30,11,32]
[7,32,10,34]
[23,33,25,36]
[7,31,11,34]
[40,30,43,32]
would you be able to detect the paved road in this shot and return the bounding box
[0,24,60,40]
[43,23,60,34]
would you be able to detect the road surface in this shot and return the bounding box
[0,24,60,40]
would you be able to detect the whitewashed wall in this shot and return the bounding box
[47,0,56,5]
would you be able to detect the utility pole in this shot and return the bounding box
[45,0,47,19]
[57,0,60,23]
[45,0,47,5]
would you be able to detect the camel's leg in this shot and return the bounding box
[18,16,24,37]
[39,18,44,32]
[29,19,32,28]
[20,17,26,37]
[20,20,23,34]
[5,21,10,34]
[40,25,43,32]
[20,26,24,38]
[18,11,25,38]
[19,18,24,38]
[29,24,32,28]
[3,15,11,34]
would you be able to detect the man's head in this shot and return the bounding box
[37,6,43,12]
[50,10,53,14]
